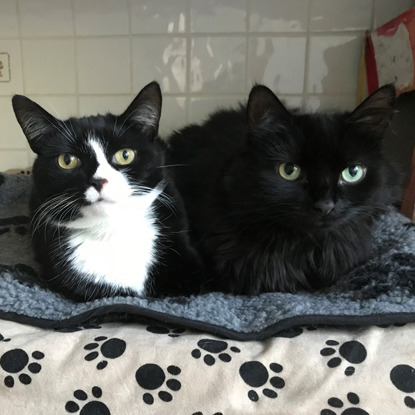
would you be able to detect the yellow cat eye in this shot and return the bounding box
[113,148,135,166]
[57,154,81,170]
[340,165,367,184]
[278,163,302,181]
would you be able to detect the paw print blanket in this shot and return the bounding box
[1,319,415,414]
[1,172,415,340]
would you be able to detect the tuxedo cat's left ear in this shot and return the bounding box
[349,84,396,136]
[247,84,290,126]
[12,95,57,153]
[121,81,162,135]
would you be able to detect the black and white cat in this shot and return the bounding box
[12,82,203,301]
[168,84,402,295]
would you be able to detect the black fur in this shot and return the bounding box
[167,84,402,294]
[12,82,203,301]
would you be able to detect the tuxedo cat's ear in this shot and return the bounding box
[247,84,290,126]
[12,95,57,153]
[121,81,162,135]
[349,84,396,136]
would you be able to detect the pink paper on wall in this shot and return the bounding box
[365,8,415,96]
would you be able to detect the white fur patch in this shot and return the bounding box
[64,138,162,296]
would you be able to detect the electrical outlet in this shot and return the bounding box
[0,53,10,82]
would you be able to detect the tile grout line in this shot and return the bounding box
[184,0,191,124]
[371,0,376,30]
[302,0,313,110]
[244,0,250,95]
[14,0,31,166]
[127,0,134,96]
[70,0,80,116]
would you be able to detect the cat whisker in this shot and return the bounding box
[31,192,81,235]
[156,163,191,169]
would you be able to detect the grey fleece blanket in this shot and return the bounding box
[0,172,415,340]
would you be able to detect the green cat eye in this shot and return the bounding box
[58,154,81,170]
[113,148,135,166]
[278,162,302,181]
[340,165,366,184]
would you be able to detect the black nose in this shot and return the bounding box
[314,199,335,216]
[90,177,108,192]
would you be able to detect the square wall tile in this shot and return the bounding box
[22,39,76,94]
[190,0,247,33]
[189,96,243,124]
[280,95,303,109]
[130,0,186,34]
[77,38,130,94]
[159,96,186,137]
[190,37,245,93]
[374,0,415,27]
[307,35,363,94]
[74,0,129,36]
[0,0,19,38]
[79,95,133,117]
[132,37,186,93]
[27,96,78,120]
[0,97,27,149]
[248,37,306,94]
[310,0,372,31]
[250,0,309,32]
[0,150,31,170]
[0,40,23,95]
[304,95,357,112]
[19,0,73,37]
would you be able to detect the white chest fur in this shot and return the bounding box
[66,189,161,296]
[62,139,162,296]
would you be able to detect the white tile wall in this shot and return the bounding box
[249,0,309,33]
[190,36,246,93]
[22,39,76,94]
[0,0,414,169]
[132,37,187,93]
[19,0,73,37]
[76,38,130,94]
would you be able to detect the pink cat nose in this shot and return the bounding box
[90,178,108,192]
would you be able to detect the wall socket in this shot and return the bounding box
[0,53,10,82]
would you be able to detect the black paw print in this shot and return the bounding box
[0,216,29,236]
[84,336,126,370]
[320,392,369,414]
[56,323,102,333]
[146,325,186,337]
[0,348,44,387]
[135,363,181,405]
[192,412,223,415]
[65,386,110,414]
[320,340,367,376]
[191,339,241,366]
[0,333,11,342]
[390,364,415,409]
[239,361,285,402]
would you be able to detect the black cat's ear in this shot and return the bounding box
[12,95,57,153]
[121,81,162,135]
[247,84,290,126]
[349,84,396,136]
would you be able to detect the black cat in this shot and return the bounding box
[12,82,203,301]
[167,84,402,294]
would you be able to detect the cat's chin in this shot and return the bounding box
[308,215,339,231]
[81,199,120,218]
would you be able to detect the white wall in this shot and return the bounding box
[0,0,414,170]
